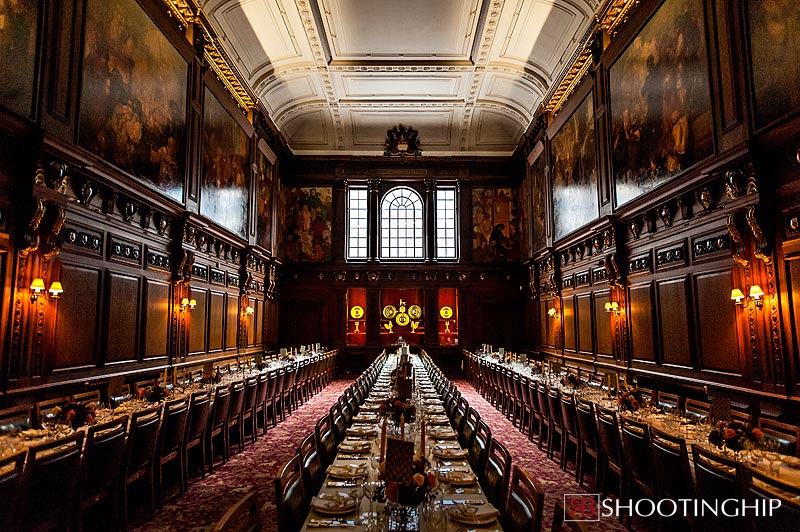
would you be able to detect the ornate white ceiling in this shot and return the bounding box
[200,0,601,156]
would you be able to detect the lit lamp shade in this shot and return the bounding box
[748,285,764,300]
[180,297,190,309]
[30,277,46,293]
[48,281,64,299]
[730,288,745,305]
[547,308,557,318]
[189,298,197,310]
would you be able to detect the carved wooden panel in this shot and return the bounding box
[225,295,239,350]
[106,272,140,363]
[247,303,256,347]
[563,296,576,351]
[52,263,100,370]
[189,289,207,354]
[577,294,593,354]
[208,291,224,351]
[143,279,169,359]
[629,282,656,362]
[594,293,613,357]
[657,276,693,368]
[539,300,551,349]
[694,270,741,374]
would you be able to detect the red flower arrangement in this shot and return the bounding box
[561,373,584,388]
[380,454,435,506]
[618,389,646,412]
[708,420,763,451]
[378,397,416,423]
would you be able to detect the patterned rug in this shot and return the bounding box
[133,377,639,531]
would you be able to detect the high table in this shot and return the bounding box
[300,353,503,531]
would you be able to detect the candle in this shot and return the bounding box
[163,367,169,388]
[400,414,405,439]
[380,418,387,461]
[420,420,426,456]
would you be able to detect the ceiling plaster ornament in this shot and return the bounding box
[384,125,421,157]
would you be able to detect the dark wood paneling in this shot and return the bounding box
[143,279,168,360]
[209,291,224,351]
[563,296,576,351]
[255,299,263,345]
[594,293,613,356]
[657,276,692,368]
[106,272,140,363]
[539,300,549,348]
[695,270,741,374]
[52,263,100,370]
[577,294,593,354]
[188,289,207,354]
[225,295,238,349]
[247,303,255,346]
[629,282,656,362]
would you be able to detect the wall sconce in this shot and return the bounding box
[243,305,255,316]
[547,307,559,319]
[731,285,765,309]
[30,278,46,302]
[180,298,196,311]
[604,301,620,314]
[48,281,64,300]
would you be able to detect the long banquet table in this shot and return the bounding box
[300,353,503,532]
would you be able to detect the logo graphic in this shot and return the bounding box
[564,494,600,521]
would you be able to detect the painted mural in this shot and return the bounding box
[609,0,713,206]
[79,0,187,202]
[256,149,273,251]
[0,0,37,117]
[551,92,597,241]
[531,153,548,251]
[472,188,520,262]
[748,0,800,128]
[200,88,248,238]
[279,187,333,262]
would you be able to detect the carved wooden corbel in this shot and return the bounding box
[19,197,46,257]
[696,187,712,213]
[727,213,749,267]
[41,206,66,261]
[746,206,771,264]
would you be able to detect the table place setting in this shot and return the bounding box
[306,518,360,528]
[339,440,373,454]
[446,503,501,526]
[327,463,369,480]
[310,492,361,516]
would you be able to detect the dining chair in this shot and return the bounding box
[451,397,469,433]
[22,431,86,532]
[574,398,599,490]
[121,404,162,529]
[208,385,232,472]
[757,417,799,456]
[691,444,740,532]
[594,405,626,504]
[459,407,481,450]
[263,370,280,428]
[526,379,543,445]
[619,416,655,511]
[683,397,711,421]
[297,432,324,500]
[559,391,580,475]
[481,439,512,512]
[72,389,102,405]
[282,364,298,415]
[502,465,544,532]
[274,453,308,532]
[253,372,270,437]
[156,397,190,508]
[550,499,590,532]
[655,391,681,412]
[241,376,260,445]
[184,390,212,485]
[739,463,800,532]
[0,404,33,431]
[314,414,337,468]
[649,426,694,529]
[730,407,753,425]
[329,402,347,445]
[536,383,551,452]
[210,491,260,532]
[34,395,71,428]
[517,375,533,435]
[469,419,493,475]
[546,387,564,462]
[227,380,247,455]
[79,415,128,532]
[274,368,287,422]
[0,449,27,532]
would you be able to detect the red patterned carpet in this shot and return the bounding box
[133,376,633,531]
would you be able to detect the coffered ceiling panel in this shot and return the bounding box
[200,0,604,156]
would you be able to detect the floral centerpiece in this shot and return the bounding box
[529,360,544,374]
[138,384,166,403]
[379,454,435,507]
[561,373,583,388]
[379,396,416,424]
[51,401,97,429]
[708,420,763,451]
[618,388,646,412]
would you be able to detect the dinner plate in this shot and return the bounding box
[339,441,372,453]
[428,416,450,425]
[310,494,358,515]
[347,426,378,437]
[352,414,379,423]
[21,429,48,439]
[446,504,499,525]
[433,447,469,459]
[447,471,478,486]
[326,464,368,479]
[428,427,457,439]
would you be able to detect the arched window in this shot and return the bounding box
[380,186,424,259]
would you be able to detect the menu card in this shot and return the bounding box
[384,437,415,484]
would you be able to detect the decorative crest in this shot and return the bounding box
[384,125,421,157]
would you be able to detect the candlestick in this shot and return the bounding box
[163,367,168,388]
[420,420,426,456]
[380,418,387,461]
[400,414,405,439]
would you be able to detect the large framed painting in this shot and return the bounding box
[748,0,800,129]
[519,171,532,260]
[609,0,713,206]
[551,92,597,241]
[0,1,38,117]
[79,0,187,202]
[200,88,249,238]
[256,148,273,252]
[472,188,520,262]
[279,187,333,262]
[531,152,548,251]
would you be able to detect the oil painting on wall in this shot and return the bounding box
[279,187,333,262]
[200,88,248,238]
[79,0,187,202]
[519,172,532,260]
[609,0,713,206]
[748,0,800,129]
[551,92,597,241]
[0,1,37,117]
[531,153,548,251]
[256,149,273,252]
[472,188,520,262]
